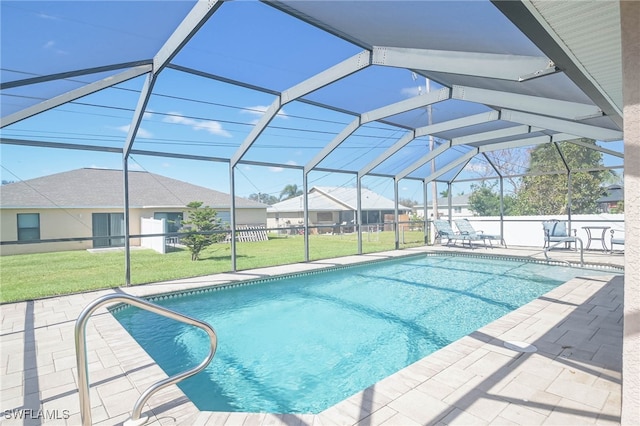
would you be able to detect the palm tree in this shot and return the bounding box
[279,184,303,201]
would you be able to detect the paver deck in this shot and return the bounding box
[1,246,624,425]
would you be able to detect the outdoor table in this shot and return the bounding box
[582,226,611,251]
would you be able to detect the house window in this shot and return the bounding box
[317,212,333,222]
[92,213,124,248]
[216,211,231,227]
[17,213,40,241]
[454,207,462,213]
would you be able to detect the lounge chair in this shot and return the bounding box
[610,229,625,253]
[542,219,578,249]
[454,219,507,248]
[433,219,482,248]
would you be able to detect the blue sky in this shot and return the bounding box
[0,1,624,203]
[0,1,442,202]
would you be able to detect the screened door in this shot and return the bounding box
[92,213,125,248]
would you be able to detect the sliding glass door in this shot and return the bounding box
[92,213,125,248]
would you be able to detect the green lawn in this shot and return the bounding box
[0,231,426,303]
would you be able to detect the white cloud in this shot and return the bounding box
[286,160,298,166]
[242,105,288,124]
[401,86,422,97]
[42,40,68,55]
[116,124,152,138]
[37,12,59,20]
[143,111,154,119]
[163,112,231,137]
[269,166,284,172]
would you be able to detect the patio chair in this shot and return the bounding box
[454,219,507,248]
[433,219,481,248]
[610,229,625,253]
[542,219,578,250]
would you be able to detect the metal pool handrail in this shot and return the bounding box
[543,236,584,267]
[74,293,217,426]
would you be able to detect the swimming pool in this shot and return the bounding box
[112,254,613,414]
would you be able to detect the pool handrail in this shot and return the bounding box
[74,293,217,426]
[543,236,584,267]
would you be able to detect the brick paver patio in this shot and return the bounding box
[1,247,624,425]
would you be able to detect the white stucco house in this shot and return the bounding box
[267,186,411,233]
[0,168,267,255]
[413,194,473,219]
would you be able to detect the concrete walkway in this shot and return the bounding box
[0,246,624,425]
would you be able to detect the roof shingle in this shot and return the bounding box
[0,168,266,209]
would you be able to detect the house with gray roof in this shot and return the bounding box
[412,194,473,219]
[0,168,267,255]
[597,184,624,213]
[267,186,411,233]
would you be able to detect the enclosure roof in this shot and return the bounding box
[0,1,624,184]
[0,168,266,209]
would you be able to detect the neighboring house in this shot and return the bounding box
[413,194,472,219]
[0,168,267,255]
[267,186,411,233]
[597,184,624,213]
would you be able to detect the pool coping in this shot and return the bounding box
[109,250,623,313]
[0,247,623,425]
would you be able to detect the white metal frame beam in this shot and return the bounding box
[491,0,623,127]
[452,85,603,120]
[450,124,538,146]
[501,109,623,141]
[372,46,557,81]
[124,0,223,157]
[566,138,624,159]
[304,87,450,173]
[423,148,479,183]
[231,50,372,167]
[0,65,152,128]
[153,0,223,74]
[424,132,580,184]
[0,60,153,90]
[366,111,500,180]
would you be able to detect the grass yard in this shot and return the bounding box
[0,231,426,303]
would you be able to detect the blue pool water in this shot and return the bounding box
[113,255,612,414]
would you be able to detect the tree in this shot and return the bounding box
[180,201,225,261]
[468,182,516,216]
[514,139,613,215]
[398,197,418,207]
[279,184,303,201]
[249,193,279,205]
